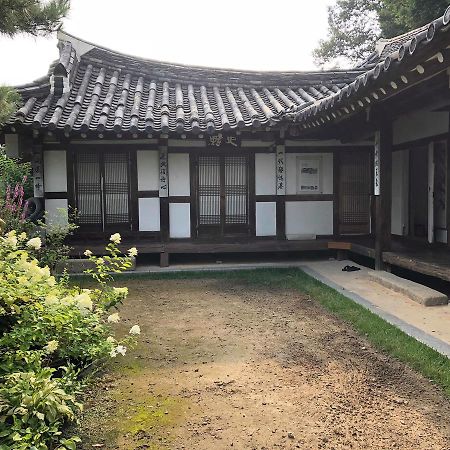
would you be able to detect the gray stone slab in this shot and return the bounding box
[367,271,448,307]
[56,257,136,274]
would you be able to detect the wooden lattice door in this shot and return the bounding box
[339,150,372,235]
[196,155,249,237]
[74,150,132,231]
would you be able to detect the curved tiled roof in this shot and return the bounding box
[10,5,450,138]
[287,5,450,131]
[11,32,363,136]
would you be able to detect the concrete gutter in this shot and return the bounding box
[300,265,450,359]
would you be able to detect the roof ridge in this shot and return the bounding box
[57,29,362,78]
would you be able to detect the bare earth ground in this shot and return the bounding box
[77,278,450,450]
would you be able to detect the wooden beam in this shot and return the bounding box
[374,121,393,270]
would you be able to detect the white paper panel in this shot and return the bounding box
[169,203,191,238]
[138,198,160,231]
[285,201,333,237]
[256,202,276,236]
[44,151,67,192]
[169,153,190,196]
[137,150,159,191]
[285,153,333,195]
[255,153,276,195]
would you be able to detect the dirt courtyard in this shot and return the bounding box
[78,277,450,450]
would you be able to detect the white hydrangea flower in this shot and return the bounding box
[110,349,117,358]
[75,292,93,311]
[5,231,18,249]
[106,336,115,344]
[115,345,127,356]
[84,249,93,257]
[110,233,121,244]
[107,313,120,323]
[129,325,141,335]
[26,237,42,250]
[128,247,138,257]
[44,340,59,354]
[18,232,27,242]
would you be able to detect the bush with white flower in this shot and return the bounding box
[0,227,140,449]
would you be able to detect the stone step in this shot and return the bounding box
[367,271,448,307]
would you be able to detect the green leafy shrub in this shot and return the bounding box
[0,230,140,449]
[0,367,82,450]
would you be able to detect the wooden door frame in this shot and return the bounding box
[70,148,134,233]
[191,150,255,239]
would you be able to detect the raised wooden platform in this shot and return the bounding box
[69,235,450,282]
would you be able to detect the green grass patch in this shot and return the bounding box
[72,268,450,397]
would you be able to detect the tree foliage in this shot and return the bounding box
[314,0,450,66]
[0,86,21,125]
[0,0,70,126]
[0,0,69,36]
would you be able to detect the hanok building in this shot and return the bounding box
[2,6,450,277]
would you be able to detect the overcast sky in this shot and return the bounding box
[0,0,335,86]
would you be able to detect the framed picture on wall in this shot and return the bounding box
[296,157,322,194]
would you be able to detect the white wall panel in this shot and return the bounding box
[138,198,160,231]
[45,199,68,227]
[44,151,67,192]
[391,150,409,235]
[137,150,159,191]
[285,201,333,238]
[169,153,190,196]
[285,153,333,195]
[393,110,449,145]
[255,153,276,195]
[169,203,191,238]
[256,202,276,236]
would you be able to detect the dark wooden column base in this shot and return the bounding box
[160,252,170,267]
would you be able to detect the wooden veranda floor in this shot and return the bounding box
[346,236,450,282]
[69,235,450,282]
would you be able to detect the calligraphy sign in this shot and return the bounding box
[159,146,168,197]
[206,133,241,150]
[374,131,380,196]
[32,147,44,198]
[276,145,286,195]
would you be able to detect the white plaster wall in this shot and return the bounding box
[393,110,449,145]
[391,150,409,236]
[255,153,276,195]
[138,198,160,231]
[256,202,276,236]
[45,199,68,227]
[4,134,19,158]
[285,153,333,195]
[285,201,333,238]
[169,203,191,238]
[44,151,67,192]
[137,150,159,191]
[169,153,190,196]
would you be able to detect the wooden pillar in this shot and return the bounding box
[159,141,169,243]
[333,151,340,239]
[374,122,393,270]
[447,117,450,248]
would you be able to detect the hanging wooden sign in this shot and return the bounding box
[32,146,44,198]
[374,131,380,196]
[276,145,286,195]
[206,133,241,149]
[159,146,168,197]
